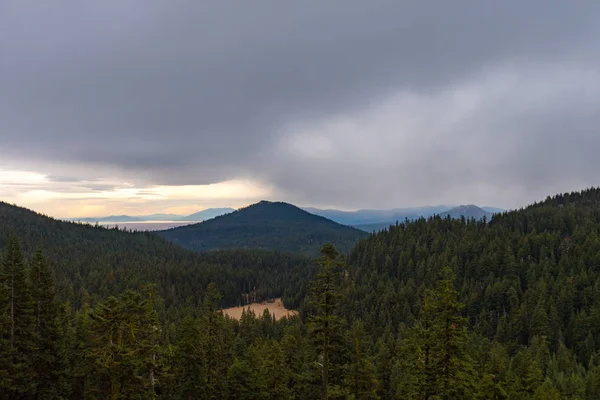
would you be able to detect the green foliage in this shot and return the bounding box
[2,187,600,398]
[0,234,37,399]
[82,288,162,399]
[0,201,316,311]
[393,267,476,399]
[346,320,379,399]
[307,243,348,399]
[29,244,70,399]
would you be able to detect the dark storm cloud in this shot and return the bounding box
[1,1,600,208]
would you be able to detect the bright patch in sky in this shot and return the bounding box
[0,168,272,217]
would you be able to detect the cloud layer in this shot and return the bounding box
[1,1,599,213]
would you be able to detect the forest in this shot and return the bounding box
[2,188,600,398]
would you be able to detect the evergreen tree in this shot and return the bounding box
[257,340,292,399]
[171,315,207,399]
[532,379,561,399]
[345,320,379,399]
[226,357,264,400]
[307,243,347,399]
[29,244,70,399]
[0,240,11,393]
[202,282,229,400]
[427,266,477,399]
[85,288,162,399]
[394,266,477,399]
[0,234,37,399]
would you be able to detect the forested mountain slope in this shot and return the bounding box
[158,200,368,255]
[339,187,600,396]
[0,201,315,309]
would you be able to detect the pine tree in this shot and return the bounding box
[29,243,70,399]
[85,288,162,399]
[202,282,228,400]
[392,319,428,399]
[308,243,347,400]
[171,315,207,399]
[226,357,263,400]
[258,340,292,399]
[281,323,320,399]
[532,379,561,399]
[394,266,477,399]
[0,234,37,399]
[374,327,395,398]
[0,241,11,392]
[427,266,477,399]
[345,320,379,399]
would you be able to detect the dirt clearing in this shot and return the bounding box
[222,298,298,321]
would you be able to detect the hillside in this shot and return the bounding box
[159,200,368,255]
[439,204,493,220]
[0,201,315,309]
[340,187,600,397]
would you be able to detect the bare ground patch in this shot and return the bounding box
[222,298,298,321]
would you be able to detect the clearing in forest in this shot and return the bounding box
[222,298,298,321]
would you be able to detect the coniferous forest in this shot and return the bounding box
[3,188,600,399]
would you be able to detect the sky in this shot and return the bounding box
[1,1,600,217]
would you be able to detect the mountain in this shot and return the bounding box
[141,213,184,221]
[67,214,143,223]
[439,204,493,220]
[0,201,314,309]
[354,205,502,231]
[307,204,504,231]
[66,207,235,223]
[159,200,368,255]
[304,205,453,225]
[182,207,234,221]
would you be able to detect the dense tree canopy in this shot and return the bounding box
[2,188,600,398]
[0,201,316,311]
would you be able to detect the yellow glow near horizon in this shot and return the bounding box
[0,168,273,218]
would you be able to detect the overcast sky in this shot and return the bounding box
[1,1,599,217]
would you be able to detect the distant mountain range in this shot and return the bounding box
[304,205,453,225]
[66,203,504,234]
[305,204,503,231]
[66,207,235,223]
[158,201,368,255]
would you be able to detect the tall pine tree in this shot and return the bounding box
[29,244,70,399]
[0,234,37,399]
[308,243,347,400]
